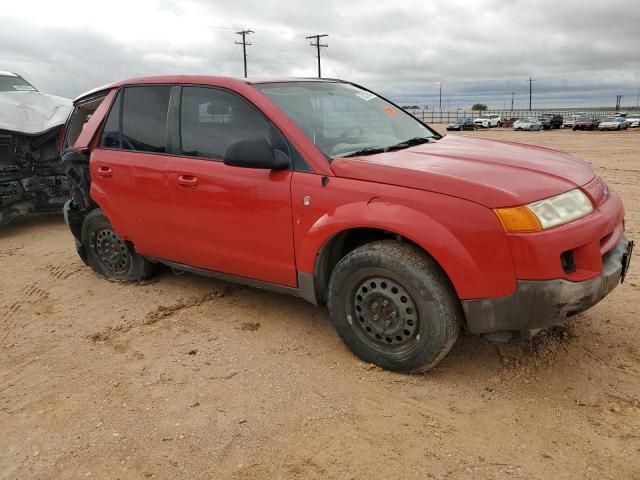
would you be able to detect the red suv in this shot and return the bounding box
[61,76,633,372]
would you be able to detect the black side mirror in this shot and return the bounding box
[223,137,289,170]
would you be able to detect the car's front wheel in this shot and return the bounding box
[327,241,462,373]
[81,209,154,282]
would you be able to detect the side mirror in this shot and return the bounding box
[223,137,289,170]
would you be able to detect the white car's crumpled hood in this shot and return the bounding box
[0,91,72,135]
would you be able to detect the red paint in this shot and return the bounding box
[74,76,625,300]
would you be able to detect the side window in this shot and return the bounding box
[121,86,171,153]
[180,87,286,161]
[100,90,122,149]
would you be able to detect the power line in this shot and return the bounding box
[305,34,328,78]
[235,29,253,78]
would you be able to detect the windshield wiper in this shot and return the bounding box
[386,137,433,150]
[341,147,387,158]
[340,137,433,158]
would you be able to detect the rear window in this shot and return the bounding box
[64,93,108,150]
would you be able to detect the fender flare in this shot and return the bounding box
[296,200,485,300]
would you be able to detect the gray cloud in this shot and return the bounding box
[1,0,638,108]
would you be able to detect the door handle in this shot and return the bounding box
[96,166,113,177]
[177,174,199,187]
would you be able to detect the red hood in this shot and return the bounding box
[330,135,595,208]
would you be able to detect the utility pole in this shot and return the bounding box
[511,90,515,111]
[235,29,254,78]
[637,88,639,109]
[306,34,328,78]
[529,77,535,111]
[435,81,442,111]
[615,95,623,111]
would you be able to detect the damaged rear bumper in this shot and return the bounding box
[462,237,632,338]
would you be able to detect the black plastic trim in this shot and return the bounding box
[147,258,319,305]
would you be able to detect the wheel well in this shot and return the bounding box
[313,228,420,305]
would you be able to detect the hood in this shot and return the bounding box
[0,91,72,135]
[330,135,595,208]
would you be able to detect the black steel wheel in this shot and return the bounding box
[328,240,462,373]
[81,209,153,282]
[350,276,420,353]
[93,227,131,275]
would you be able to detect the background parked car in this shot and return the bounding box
[446,117,476,131]
[598,116,628,131]
[625,113,640,128]
[563,115,580,129]
[0,71,72,226]
[473,114,502,128]
[513,117,543,131]
[538,114,563,129]
[573,116,600,130]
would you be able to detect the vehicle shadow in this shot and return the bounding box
[0,213,65,238]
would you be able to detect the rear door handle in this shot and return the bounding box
[96,166,113,177]
[177,174,199,187]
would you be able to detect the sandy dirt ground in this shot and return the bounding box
[1,127,639,480]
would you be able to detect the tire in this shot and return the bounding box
[327,240,462,373]
[81,209,153,282]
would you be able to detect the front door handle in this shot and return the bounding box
[177,174,199,187]
[96,166,113,177]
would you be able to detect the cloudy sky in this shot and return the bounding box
[1,0,638,109]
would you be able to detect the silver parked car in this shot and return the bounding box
[625,114,640,128]
[513,117,543,131]
[598,116,628,131]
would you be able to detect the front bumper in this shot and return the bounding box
[462,237,632,337]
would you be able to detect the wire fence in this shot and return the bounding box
[405,108,634,124]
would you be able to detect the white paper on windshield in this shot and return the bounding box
[355,91,376,101]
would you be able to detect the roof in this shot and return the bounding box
[0,71,18,77]
[75,75,342,101]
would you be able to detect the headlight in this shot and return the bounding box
[494,189,593,232]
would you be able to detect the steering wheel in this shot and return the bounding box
[335,126,365,145]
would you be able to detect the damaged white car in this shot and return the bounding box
[0,72,72,225]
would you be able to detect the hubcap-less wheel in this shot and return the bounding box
[94,228,130,274]
[350,276,419,352]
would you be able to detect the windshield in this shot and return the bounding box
[602,117,616,122]
[0,74,37,93]
[255,82,436,159]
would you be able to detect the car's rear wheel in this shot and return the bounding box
[81,209,153,282]
[327,240,461,373]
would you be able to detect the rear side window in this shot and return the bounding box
[121,86,171,153]
[100,91,121,148]
[179,86,277,160]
